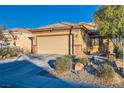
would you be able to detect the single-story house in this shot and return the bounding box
[28,22,114,56]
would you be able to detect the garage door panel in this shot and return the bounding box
[37,35,68,54]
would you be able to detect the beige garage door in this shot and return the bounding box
[37,35,69,54]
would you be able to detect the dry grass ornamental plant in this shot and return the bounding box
[55,55,72,74]
[96,64,116,79]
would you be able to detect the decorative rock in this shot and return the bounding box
[75,63,84,71]
[115,59,124,70]
[2,56,6,59]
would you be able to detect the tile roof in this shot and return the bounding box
[1,28,33,37]
[37,22,76,29]
[79,22,96,30]
[28,22,97,36]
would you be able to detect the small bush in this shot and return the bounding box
[100,50,110,56]
[83,48,90,54]
[0,48,8,56]
[63,55,73,60]
[8,48,17,57]
[77,57,90,66]
[122,69,124,78]
[63,55,75,61]
[55,55,72,74]
[0,48,3,56]
[107,55,115,62]
[114,47,123,59]
[0,48,17,58]
[96,64,116,79]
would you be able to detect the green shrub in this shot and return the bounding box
[0,48,3,56]
[0,48,8,56]
[122,69,124,77]
[83,48,90,54]
[107,55,115,62]
[114,47,123,59]
[0,48,17,57]
[63,55,72,59]
[55,55,72,74]
[8,48,17,57]
[96,64,116,79]
[100,50,110,55]
[63,55,75,61]
[77,57,90,66]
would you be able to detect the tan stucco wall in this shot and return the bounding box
[16,33,31,53]
[32,29,88,56]
[72,29,87,56]
[108,40,114,53]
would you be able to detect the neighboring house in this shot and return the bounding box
[29,22,106,56]
[1,28,32,53]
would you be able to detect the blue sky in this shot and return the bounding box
[0,5,99,29]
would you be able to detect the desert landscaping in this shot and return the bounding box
[0,53,124,88]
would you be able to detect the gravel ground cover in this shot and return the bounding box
[30,54,124,88]
[56,69,124,88]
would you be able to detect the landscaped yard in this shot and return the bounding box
[45,54,124,88]
[0,54,124,88]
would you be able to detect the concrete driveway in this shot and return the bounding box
[0,55,77,88]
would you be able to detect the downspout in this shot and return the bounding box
[68,26,73,55]
[31,37,33,53]
[59,22,74,55]
[28,37,33,53]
